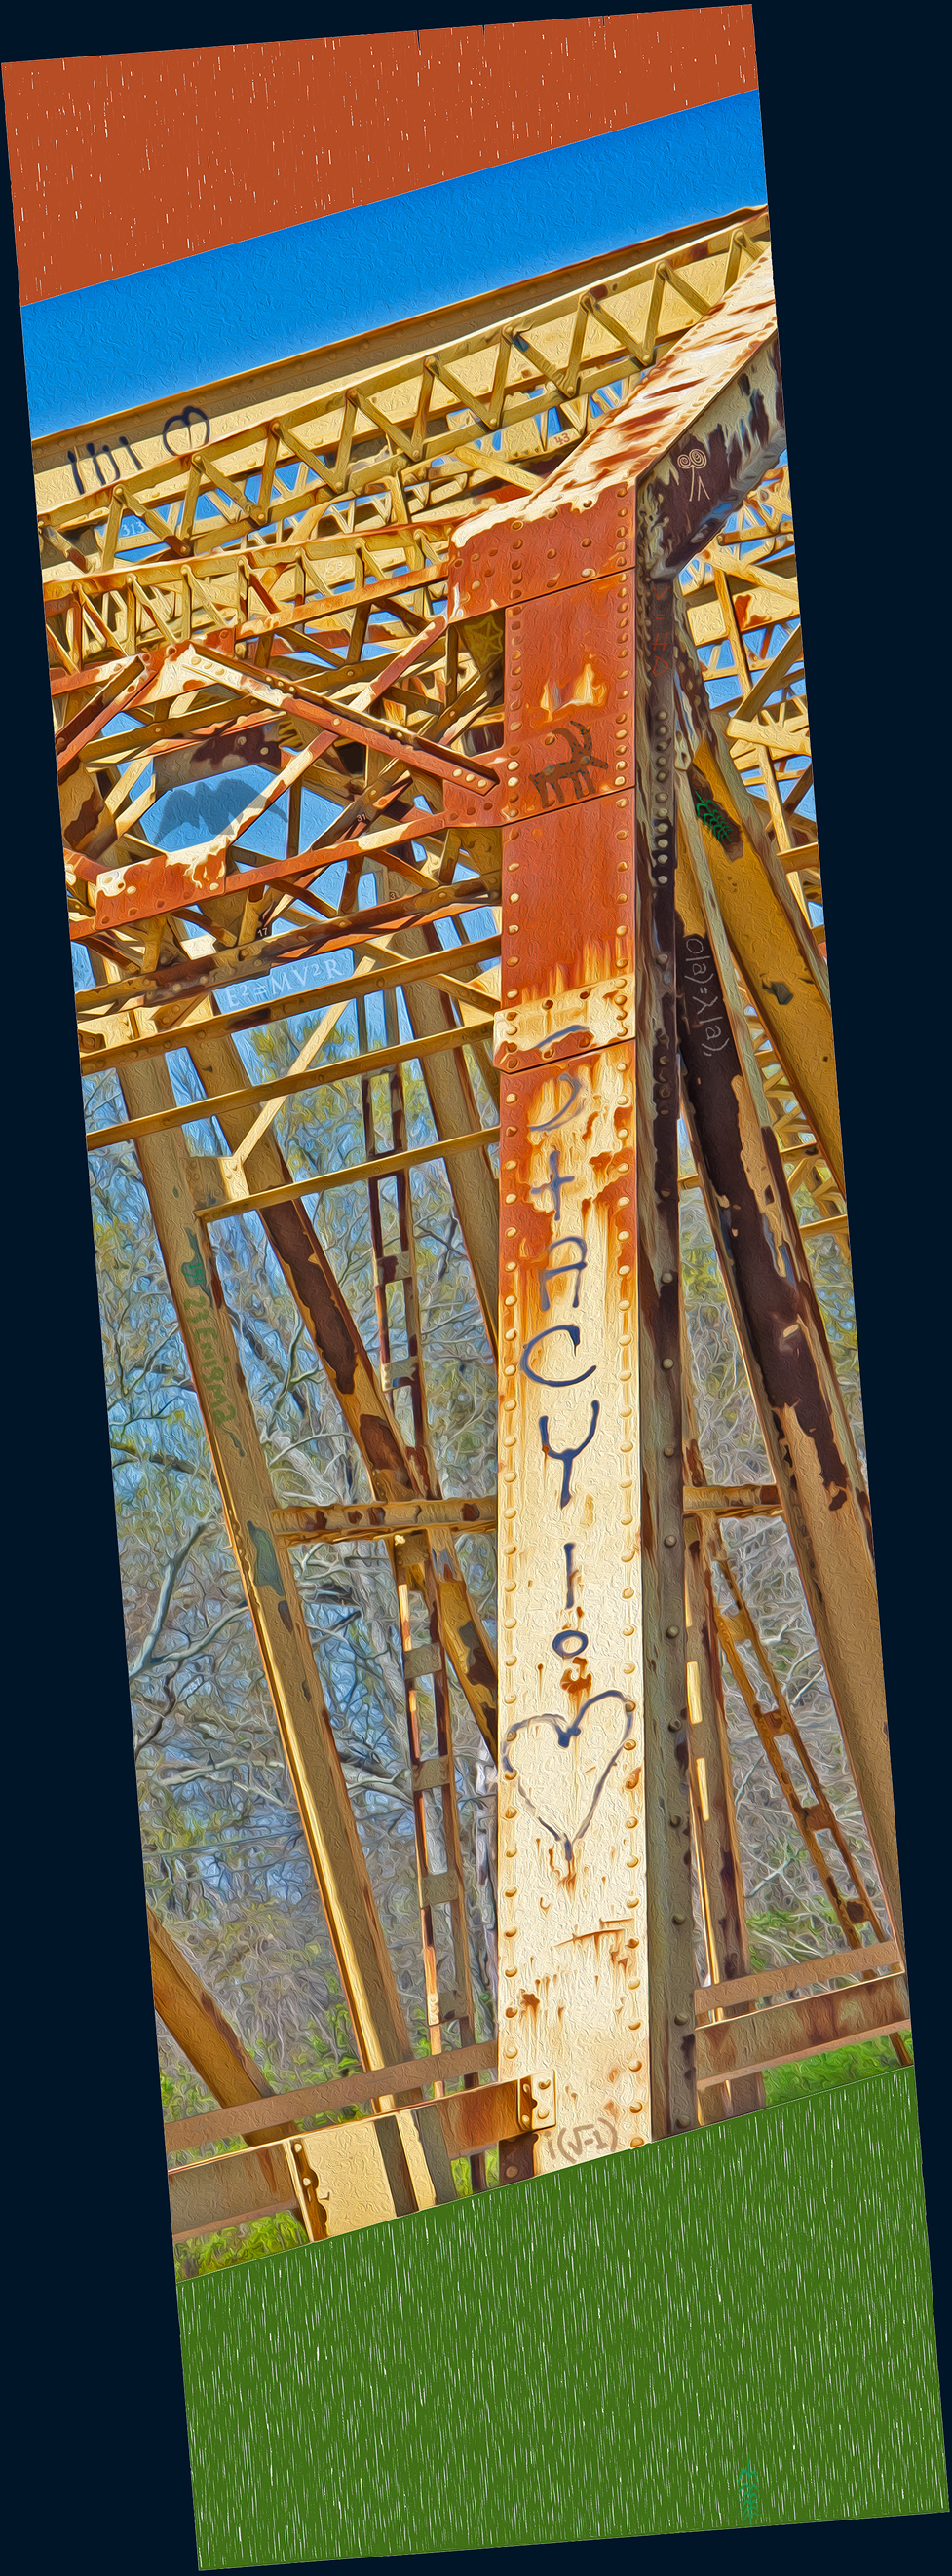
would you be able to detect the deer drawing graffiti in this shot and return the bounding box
[530,720,610,808]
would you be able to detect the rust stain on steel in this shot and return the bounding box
[447,260,791,2156]
[500,798,634,1011]
[457,1619,499,1706]
[675,721,843,1194]
[357,1409,416,1486]
[674,866,901,1955]
[460,490,631,624]
[109,1033,456,2225]
[180,1010,498,1754]
[449,254,780,617]
[59,757,107,851]
[501,573,633,825]
[632,562,697,2140]
[680,1435,766,2121]
[676,921,852,1512]
[55,653,158,768]
[490,530,700,2153]
[646,358,783,573]
[497,1036,648,2170]
[95,840,229,927]
[253,1209,366,1403]
[441,759,505,833]
[91,841,494,942]
[186,1027,413,1472]
[695,1973,911,2086]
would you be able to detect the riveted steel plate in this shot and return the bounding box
[493,971,636,1072]
[94,842,227,932]
[497,1035,649,2171]
[441,755,506,830]
[500,794,634,1008]
[502,572,634,822]
[449,485,635,617]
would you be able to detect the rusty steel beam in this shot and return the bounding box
[680,1322,765,2121]
[672,602,844,1191]
[169,2070,554,2241]
[673,793,903,1958]
[150,1906,283,2132]
[444,247,787,2157]
[53,213,933,2283]
[369,899,501,1363]
[634,570,698,2139]
[168,2114,403,2242]
[148,1905,324,2238]
[466,573,657,2164]
[53,225,921,2258]
[164,2039,499,2156]
[695,1973,911,2088]
[172,2070,552,2185]
[74,933,502,1072]
[683,1483,781,1516]
[175,1002,498,1757]
[274,1497,496,1540]
[99,972,458,2218]
[696,1937,902,2017]
[169,2148,301,2243]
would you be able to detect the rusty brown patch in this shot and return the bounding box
[676,914,852,1505]
[559,1661,594,1713]
[459,1622,497,1702]
[360,1414,414,1489]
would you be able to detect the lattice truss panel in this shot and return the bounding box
[36,206,909,2267]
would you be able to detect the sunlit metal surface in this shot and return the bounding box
[38,204,911,2269]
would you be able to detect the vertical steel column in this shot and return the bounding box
[679,1323,767,2121]
[635,558,699,2139]
[449,490,696,2167]
[673,793,904,1958]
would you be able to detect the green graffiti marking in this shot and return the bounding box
[738,2456,759,2525]
[179,1285,246,1456]
[694,788,735,848]
[248,1522,287,1602]
[181,1229,211,1302]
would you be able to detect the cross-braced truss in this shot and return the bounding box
[37,204,911,2260]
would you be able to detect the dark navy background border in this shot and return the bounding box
[3,10,946,2570]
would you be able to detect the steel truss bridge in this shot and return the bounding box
[36,202,910,2251]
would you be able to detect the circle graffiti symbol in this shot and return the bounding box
[556,2120,619,2162]
[162,404,210,458]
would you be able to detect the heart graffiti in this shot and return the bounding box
[501,1690,635,1865]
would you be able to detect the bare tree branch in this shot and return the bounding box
[128,1517,216,1680]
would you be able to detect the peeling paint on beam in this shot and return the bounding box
[674,803,902,1958]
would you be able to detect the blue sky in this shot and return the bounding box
[21,89,766,435]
